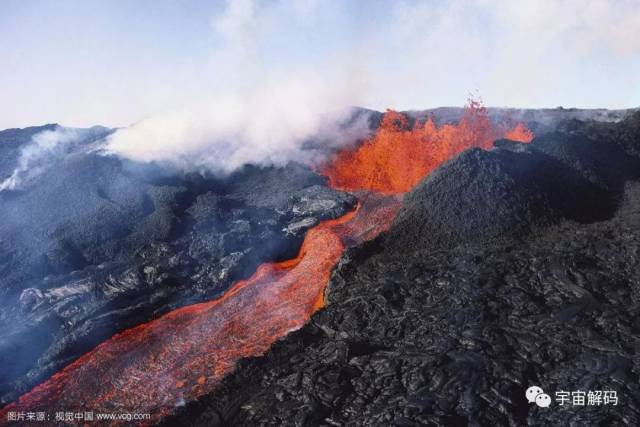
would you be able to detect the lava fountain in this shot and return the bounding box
[1,101,532,425]
[323,100,533,193]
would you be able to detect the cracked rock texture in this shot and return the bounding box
[166,112,640,426]
[0,126,355,404]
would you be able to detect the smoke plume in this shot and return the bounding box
[102,0,640,174]
[105,69,370,174]
[0,127,88,192]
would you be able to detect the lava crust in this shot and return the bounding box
[165,112,640,426]
[0,128,355,405]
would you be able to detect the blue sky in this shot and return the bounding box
[1,0,639,129]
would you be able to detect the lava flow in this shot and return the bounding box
[323,100,534,193]
[1,101,532,425]
[0,195,401,426]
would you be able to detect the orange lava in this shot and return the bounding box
[504,122,535,143]
[322,100,534,194]
[0,195,401,426]
[1,100,533,426]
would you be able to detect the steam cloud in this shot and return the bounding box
[104,0,373,173]
[0,127,87,192]
[105,72,368,174]
[2,0,639,131]
[103,0,640,174]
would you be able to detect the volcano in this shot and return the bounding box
[165,109,640,426]
[1,104,639,426]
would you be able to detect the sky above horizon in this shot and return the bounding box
[1,0,639,129]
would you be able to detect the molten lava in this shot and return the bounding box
[1,101,533,426]
[322,100,534,193]
[504,122,535,143]
[0,195,401,426]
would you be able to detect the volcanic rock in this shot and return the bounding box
[166,112,640,426]
[0,128,355,404]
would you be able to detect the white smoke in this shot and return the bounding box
[2,0,640,130]
[105,0,370,174]
[0,127,87,192]
[101,0,640,174]
[105,70,368,174]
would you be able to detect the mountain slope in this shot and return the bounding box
[165,112,640,426]
[0,126,355,404]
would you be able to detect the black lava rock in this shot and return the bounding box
[0,127,355,404]
[167,112,640,426]
[387,128,640,252]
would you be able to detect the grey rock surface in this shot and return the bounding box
[0,127,355,404]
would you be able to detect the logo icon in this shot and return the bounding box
[526,386,551,408]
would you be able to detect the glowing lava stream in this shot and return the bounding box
[1,102,533,425]
[0,194,403,426]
